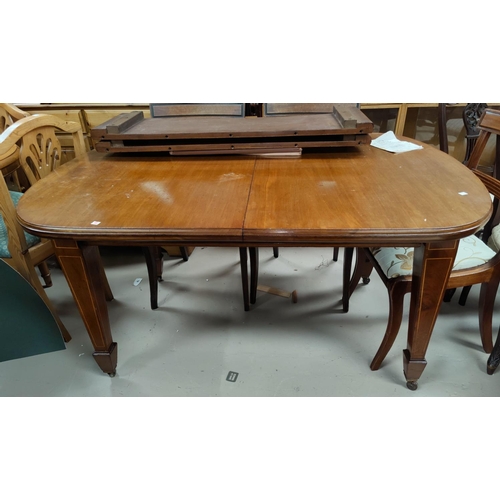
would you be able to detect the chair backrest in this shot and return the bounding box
[0,114,87,186]
[473,169,500,245]
[0,103,29,133]
[0,104,30,168]
[0,113,87,265]
[463,103,489,162]
[466,108,500,171]
[438,103,490,163]
[464,108,500,243]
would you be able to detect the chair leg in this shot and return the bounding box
[239,247,250,311]
[443,288,456,302]
[487,325,500,375]
[249,247,259,305]
[156,247,164,282]
[333,247,339,262]
[143,246,159,310]
[477,278,500,353]
[342,248,373,313]
[273,247,279,259]
[180,247,190,262]
[38,261,53,288]
[458,285,472,306]
[370,280,408,371]
[342,247,354,312]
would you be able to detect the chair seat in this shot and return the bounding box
[0,191,40,258]
[372,235,496,279]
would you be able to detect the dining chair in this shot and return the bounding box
[438,103,499,306]
[1,104,56,289]
[343,108,500,374]
[0,113,114,342]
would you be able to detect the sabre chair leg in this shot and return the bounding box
[458,285,472,306]
[180,246,190,262]
[156,247,164,282]
[249,247,259,305]
[443,288,456,302]
[342,247,354,312]
[370,280,409,371]
[239,247,250,312]
[477,279,500,353]
[143,246,159,310]
[487,326,500,375]
[342,248,373,313]
[333,247,339,262]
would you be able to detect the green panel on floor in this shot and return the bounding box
[0,259,65,363]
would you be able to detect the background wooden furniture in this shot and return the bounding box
[149,103,246,117]
[16,103,499,168]
[90,104,372,155]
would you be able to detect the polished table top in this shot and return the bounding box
[245,148,490,245]
[17,146,491,246]
[16,140,493,389]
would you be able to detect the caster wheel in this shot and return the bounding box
[108,371,116,378]
[406,381,418,391]
[362,277,371,285]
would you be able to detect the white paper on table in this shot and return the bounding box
[370,131,424,153]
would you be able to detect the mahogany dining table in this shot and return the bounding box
[16,138,492,389]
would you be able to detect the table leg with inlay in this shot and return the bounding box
[54,239,117,376]
[403,240,459,390]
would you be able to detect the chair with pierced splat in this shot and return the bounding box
[0,113,115,342]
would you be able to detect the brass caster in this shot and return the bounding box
[108,371,116,378]
[406,381,418,391]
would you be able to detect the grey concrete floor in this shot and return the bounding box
[1,246,500,396]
